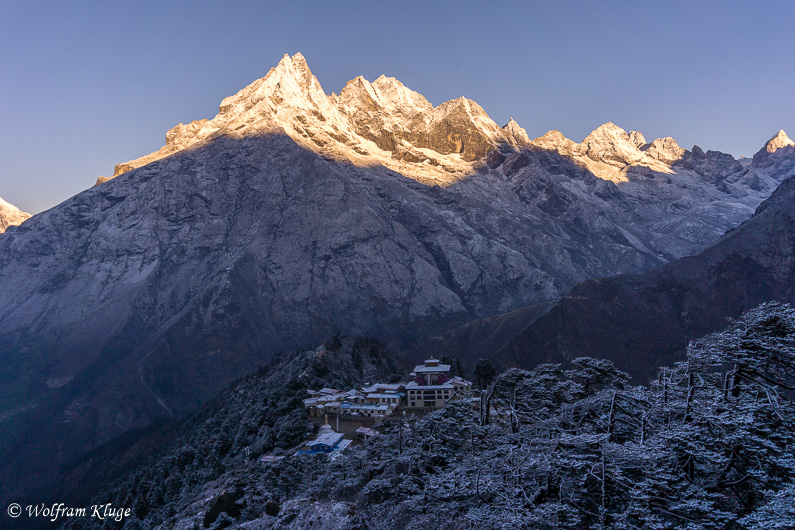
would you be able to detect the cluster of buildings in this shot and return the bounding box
[265,358,475,460]
[302,357,472,420]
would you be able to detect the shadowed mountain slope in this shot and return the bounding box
[438,175,795,381]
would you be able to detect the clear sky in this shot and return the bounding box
[1,0,793,214]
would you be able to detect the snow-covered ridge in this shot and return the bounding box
[0,196,31,234]
[104,53,530,185]
[528,122,692,184]
[101,53,791,190]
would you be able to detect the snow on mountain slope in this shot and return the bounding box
[104,53,528,185]
[99,52,791,258]
[0,196,31,233]
[100,53,789,240]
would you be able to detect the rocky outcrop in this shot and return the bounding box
[577,122,646,166]
[644,137,686,164]
[628,130,647,149]
[0,196,31,233]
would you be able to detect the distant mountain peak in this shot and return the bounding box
[765,129,794,153]
[579,122,633,151]
[530,129,576,152]
[338,73,431,116]
[104,53,529,185]
[268,52,314,87]
[503,118,531,145]
[578,122,645,168]
[589,121,626,135]
[751,129,795,175]
[645,137,686,164]
[0,196,31,233]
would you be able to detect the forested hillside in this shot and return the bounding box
[68,303,795,529]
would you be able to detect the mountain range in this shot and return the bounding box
[1,52,794,504]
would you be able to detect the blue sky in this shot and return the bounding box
[1,1,793,213]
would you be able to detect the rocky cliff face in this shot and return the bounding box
[2,53,794,502]
[0,196,31,233]
[444,175,795,382]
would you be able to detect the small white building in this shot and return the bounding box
[356,427,379,440]
[304,422,352,454]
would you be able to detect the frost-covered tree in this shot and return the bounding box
[66,304,795,529]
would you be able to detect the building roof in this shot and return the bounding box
[360,382,404,393]
[328,439,353,460]
[308,423,345,448]
[356,427,378,436]
[366,393,404,399]
[342,403,393,411]
[308,432,345,448]
[413,364,451,373]
[405,381,455,390]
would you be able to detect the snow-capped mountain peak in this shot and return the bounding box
[0,196,31,233]
[644,137,686,164]
[503,118,531,145]
[579,122,643,160]
[557,122,649,180]
[106,53,524,184]
[751,129,795,176]
[764,129,794,154]
[530,129,577,153]
[103,53,791,194]
[338,74,432,117]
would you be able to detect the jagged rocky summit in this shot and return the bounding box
[0,196,31,233]
[104,53,788,196]
[2,52,794,504]
[102,53,530,184]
